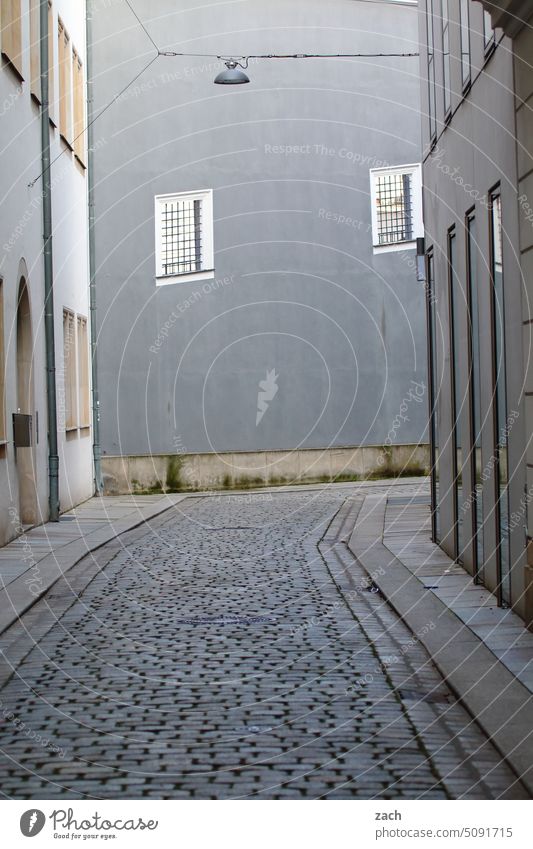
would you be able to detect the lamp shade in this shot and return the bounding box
[214,61,250,85]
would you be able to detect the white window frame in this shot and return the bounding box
[369,163,423,255]
[155,189,214,285]
[62,308,77,431]
[483,10,496,52]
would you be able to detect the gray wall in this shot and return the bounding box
[513,16,533,552]
[91,0,426,458]
[419,0,526,613]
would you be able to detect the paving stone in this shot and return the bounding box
[0,485,527,798]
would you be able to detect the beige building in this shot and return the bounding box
[0,0,94,545]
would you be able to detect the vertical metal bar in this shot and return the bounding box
[403,173,413,241]
[426,251,438,543]
[86,0,103,494]
[194,199,201,271]
[447,228,459,560]
[40,0,59,521]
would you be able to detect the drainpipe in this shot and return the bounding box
[40,0,59,521]
[86,0,103,494]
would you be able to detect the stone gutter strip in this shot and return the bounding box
[0,494,188,637]
[347,494,533,796]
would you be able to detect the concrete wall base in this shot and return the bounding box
[101,444,430,495]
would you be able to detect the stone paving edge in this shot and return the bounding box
[347,494,533,797]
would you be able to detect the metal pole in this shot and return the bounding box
[86,0,103,494]
[40,0,59,521]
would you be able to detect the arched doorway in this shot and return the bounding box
[16,279,37,525]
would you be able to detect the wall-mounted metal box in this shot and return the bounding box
[13,413,33,448]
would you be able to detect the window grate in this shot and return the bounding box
[161,198,203,275]
[375,173,413,245]
[155,189,214,281]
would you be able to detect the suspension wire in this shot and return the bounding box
[125,0,419,60]
[27,0,418,187]
[159,51,420,60]
[124,0,160,54]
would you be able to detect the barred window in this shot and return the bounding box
[376,173,413,244]
[155,190,214,283]
[370,164,422,253]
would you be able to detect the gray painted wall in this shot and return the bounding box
[91,0,426,458]
[418,1,526,613]
[513,18,533,552]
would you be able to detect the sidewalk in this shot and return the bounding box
[347,488,533,795]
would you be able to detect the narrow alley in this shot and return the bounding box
[0,484,527,799]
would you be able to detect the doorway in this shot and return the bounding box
[16,279,37,525]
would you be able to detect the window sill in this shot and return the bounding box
[483,40,497,64]
[373,240,416,256]
[60,133,74,152]
[1,52,24,84]
[156,268,215,286]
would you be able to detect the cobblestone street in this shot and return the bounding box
[0,486,527,799]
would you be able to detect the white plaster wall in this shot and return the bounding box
[0,0,93,546]
[50,0,93,512]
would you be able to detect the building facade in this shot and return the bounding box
[89,0,429,493]
[0,0,93,545]
[419,0,533,621]
[479,0,533,617]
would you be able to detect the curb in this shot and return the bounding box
[347,494,533,797]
